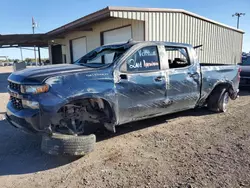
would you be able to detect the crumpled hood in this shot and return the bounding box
[8,64,94,83]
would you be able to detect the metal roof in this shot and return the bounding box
[47,7,110,37]
[0,34,48,48]
[47,6,244,37]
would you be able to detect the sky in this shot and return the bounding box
[0,0,249,60]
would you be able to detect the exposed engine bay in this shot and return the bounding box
[50,99,113,135]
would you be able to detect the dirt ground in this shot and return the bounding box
[0,66,250,188]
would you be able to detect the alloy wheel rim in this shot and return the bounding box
[222,92,229,112]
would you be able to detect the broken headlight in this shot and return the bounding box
[21,84,49,94]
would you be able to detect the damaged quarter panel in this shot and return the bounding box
[199,65,240,105]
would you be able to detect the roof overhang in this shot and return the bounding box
[47,7,111,37]
[46,6,244,38]
[0,34,49,48]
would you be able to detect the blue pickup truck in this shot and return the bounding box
[5,41,240,155]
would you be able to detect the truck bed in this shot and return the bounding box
[200,63,236,66]
[199,64,239,104]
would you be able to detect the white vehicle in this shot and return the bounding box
[0,56,9,66]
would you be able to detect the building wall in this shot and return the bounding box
[111,11,243,64]
[52,18,144,63]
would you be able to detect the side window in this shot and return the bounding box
[165,47,190,69]
[122,46,160,72]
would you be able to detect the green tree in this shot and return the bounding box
[25,58,32,63]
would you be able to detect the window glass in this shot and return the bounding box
[242,56,250,65]
[75,45,131,68]
[124,46,160,72]
[165,47,190,69]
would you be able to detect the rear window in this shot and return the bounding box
[165,46,190,69]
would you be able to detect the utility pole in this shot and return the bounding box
[32,17,37,66]
[232,12,245,29]
[20,47,23,61]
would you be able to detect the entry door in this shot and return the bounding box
[51,45,63,64]
[103,26,132,63]
[71,37,87,62]
[115,46,167,124]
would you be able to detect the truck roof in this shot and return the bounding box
[102,40,193,49]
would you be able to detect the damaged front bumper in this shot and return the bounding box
[5,101,43,134]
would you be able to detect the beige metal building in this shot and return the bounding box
[47,6,244,65]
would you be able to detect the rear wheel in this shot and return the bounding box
[207,86,229,112]
[219,91,229,112]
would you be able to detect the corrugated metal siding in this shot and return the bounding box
[58,18,144,63]
[110,10,243,64]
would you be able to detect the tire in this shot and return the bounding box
[41,133,96,156]
[207,86,230,112]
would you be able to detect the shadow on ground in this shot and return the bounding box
[0,107,214,176]
[0,120,79,176]
[96,88,250,141]
[0,72,11,93]
[96,107,215,142]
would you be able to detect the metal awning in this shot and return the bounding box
[0,34,48,48]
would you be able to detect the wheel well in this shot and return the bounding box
[215,83,232,90]
[61,98,115,122]
[49,98,116,135]
[207,83,233,101]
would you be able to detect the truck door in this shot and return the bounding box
[115,45,167,124]
[164,46,201,112]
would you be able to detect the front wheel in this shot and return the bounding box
[41,133,96,156]
[207,86,230,113]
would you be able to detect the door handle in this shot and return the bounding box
[188,73,198,78]
[155,76,165,82]
[120,74,127,80]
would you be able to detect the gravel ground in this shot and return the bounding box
[0,66,250,188]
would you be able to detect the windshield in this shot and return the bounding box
[74,44,132,68]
